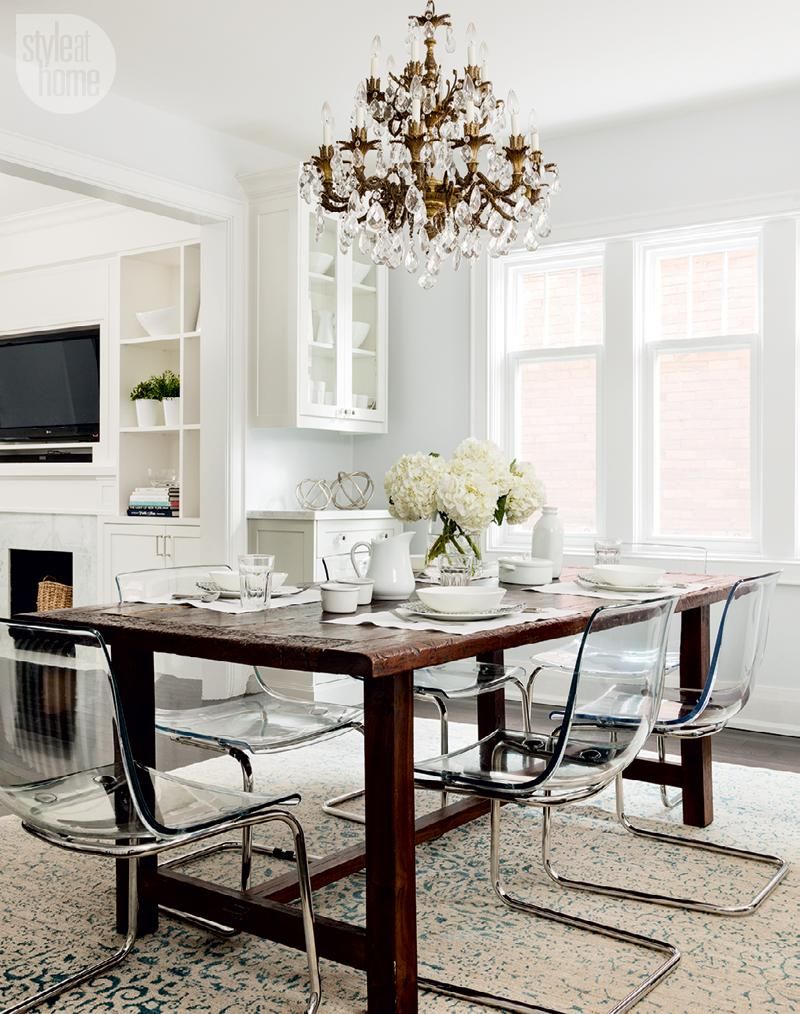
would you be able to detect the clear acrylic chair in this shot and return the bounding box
[529,541,709,808]
[546,572,788,916]
[413,597,679,1013]
[116,564,365,916]
[0,618,320,1014]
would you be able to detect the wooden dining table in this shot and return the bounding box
[36,570,738,1013]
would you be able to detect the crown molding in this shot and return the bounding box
[0,197,127,236]
[238,164,299,200]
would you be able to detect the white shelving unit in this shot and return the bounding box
[117,240,202,520]
[245,170,388,434]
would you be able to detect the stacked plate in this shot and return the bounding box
[576,564,666,593]
[397,586,524,622]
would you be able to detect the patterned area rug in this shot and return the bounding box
[0,719,797,1013]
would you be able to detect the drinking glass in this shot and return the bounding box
[439,553,476,587]
[238,554,275,611]
[594,539,622,565]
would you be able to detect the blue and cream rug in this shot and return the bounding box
[0,720,797,1013]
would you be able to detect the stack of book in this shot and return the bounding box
[127,484,180,517]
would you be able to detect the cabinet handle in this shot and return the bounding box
[164,534,172,559]
[155,534,163,558]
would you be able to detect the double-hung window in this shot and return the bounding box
[640,233,761,546]
[487,247,604,549]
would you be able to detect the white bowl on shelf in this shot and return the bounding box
[416,586,507,613]
[589,564,665,588]
[352,322,371,348]
[309,253,334,276]
[352,262,371,285]
[136,306,179,337]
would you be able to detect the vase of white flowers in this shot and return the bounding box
[384,439,546,566]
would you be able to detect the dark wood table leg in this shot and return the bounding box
[476,649,506,737]
[679,605,713,827]
[112,641,159,935]
[364,671,418,1013]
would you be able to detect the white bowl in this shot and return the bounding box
[352,322,371,348]
[498,556,553,586]
[320,582,360,613]
[590,564,665,588]
[309,252,334,276]
[208,570,287,594]
[136,306,180,337]
[340,577,374,605]
[416,586,507,613]
[352,261,371,285]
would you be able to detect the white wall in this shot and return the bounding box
[246,429,354,510]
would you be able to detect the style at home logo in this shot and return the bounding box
[16,14,116,113]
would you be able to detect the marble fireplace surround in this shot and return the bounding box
[0,513,97,617]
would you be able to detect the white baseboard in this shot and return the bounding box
[727,685,800,737]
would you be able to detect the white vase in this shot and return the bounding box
[316,309,335,346]
[135,399,162,428]
[162,397,181,427]
[531,506,564,578]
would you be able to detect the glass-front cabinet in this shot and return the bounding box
[249,170,388,434]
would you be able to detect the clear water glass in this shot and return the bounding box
[439,554,475,587]
[594,539,622,565]
[238,554,275,611]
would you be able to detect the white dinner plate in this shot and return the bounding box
[577,572,665,593]
[396,601,525,623]
[216,585,303,600]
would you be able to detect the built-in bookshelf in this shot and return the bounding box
[118,241,201,519]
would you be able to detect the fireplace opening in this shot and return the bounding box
[9,549,73,616]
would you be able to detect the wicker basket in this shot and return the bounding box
[36,577,73,612]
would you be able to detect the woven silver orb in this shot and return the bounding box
[295,478,332,511]
[331,471,374,510]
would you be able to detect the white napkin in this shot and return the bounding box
[130,588,322,614]
[324,605,576,636]
[528,580,708,602]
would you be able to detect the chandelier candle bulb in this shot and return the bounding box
[321,102,333,145]
[370,35,381,77]
[466,21,477,66]
[480,42,489,81]
[508,90,520,136]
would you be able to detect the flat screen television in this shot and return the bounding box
[0,326,100,443]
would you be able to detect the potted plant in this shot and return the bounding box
[130,378,162,427]
[157,369,181,427]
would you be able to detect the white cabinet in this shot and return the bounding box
[102,521,202,599]
[244,170,388,434]
[247,510,403,584]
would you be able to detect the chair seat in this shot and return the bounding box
[13,761,299,850]
[156,692,362,753]
[413,660,526,700]
[414,727,638,803]
[531,638,680,676]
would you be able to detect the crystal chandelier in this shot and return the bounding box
[299,1,559,289]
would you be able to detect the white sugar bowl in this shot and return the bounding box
[320,582,360,613]
[498,556,553,586]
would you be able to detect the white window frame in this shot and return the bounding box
[482,243,605,555]
[637,229,763,555]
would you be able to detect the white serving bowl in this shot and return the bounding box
[416,586,507,613]
[352,321,371,348]
[498,556,553,586]
[208,570,287,594]
[320,582,360,613]
[340,577,375,605]
[136,306,180,337]
[352,261,371,285]
[590,564,665,588]
[309,252,334,276]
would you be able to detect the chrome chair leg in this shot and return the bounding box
[421,801,679,1013]
[322,724,366,824]
[3,858,140,1014]
[540,774,788,916]
[656,735,682,809]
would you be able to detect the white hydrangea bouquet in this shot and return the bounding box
[384,438,545,564]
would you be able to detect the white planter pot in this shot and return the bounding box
[162,397,181,427]
[135,399,163,428]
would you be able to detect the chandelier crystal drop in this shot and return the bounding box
[300,1,559,288]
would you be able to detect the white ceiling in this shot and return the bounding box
[3,0,800,158]
[0,174,91,217]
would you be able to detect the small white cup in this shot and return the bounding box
[341,577,374,605]
[320,582,360,613]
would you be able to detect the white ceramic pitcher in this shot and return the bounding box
[350,531,415,600]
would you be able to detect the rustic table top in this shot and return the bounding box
[32,570,739,679]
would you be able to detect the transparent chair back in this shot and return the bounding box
[620,543,709,573]
[116,565,255,720]
[322,552,368,581]
[678,572,779,728]
[0,619,146,839]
